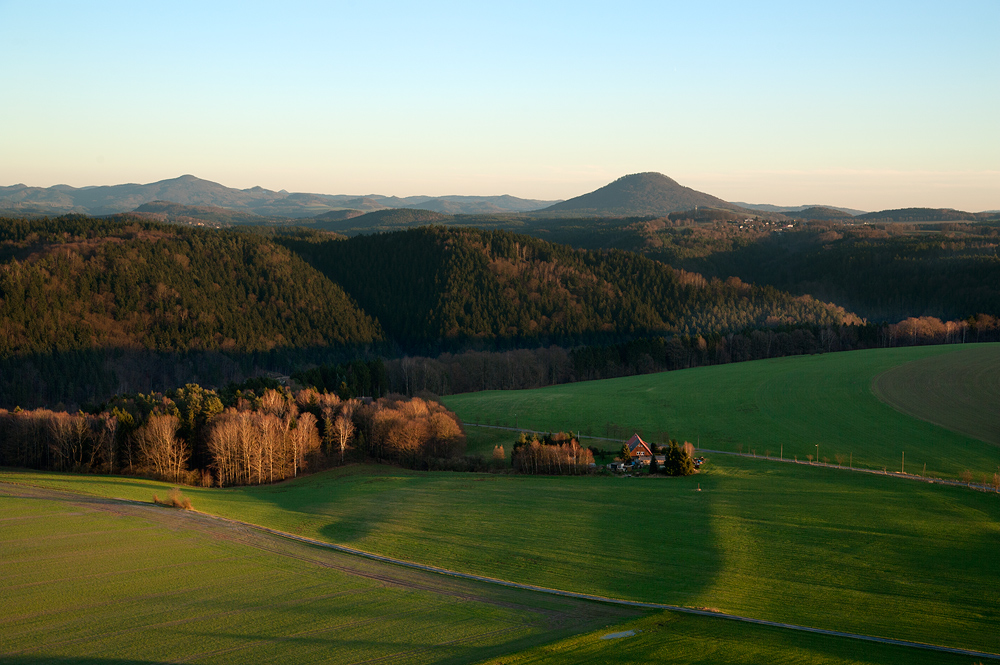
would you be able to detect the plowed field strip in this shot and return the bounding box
[873,345,1000,446]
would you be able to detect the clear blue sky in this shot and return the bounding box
[1,1,997,210]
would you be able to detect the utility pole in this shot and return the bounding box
[780,444,783,461]
[901,450,905,474]
[815,444,819,465]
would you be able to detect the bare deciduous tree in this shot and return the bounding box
[134,414,188,482]
[333,414,355,463]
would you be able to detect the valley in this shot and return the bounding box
[4,344,1000,661]
[2,174,999,664]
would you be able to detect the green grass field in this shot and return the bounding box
[4,457,999,657]
[0,483,640,664]
[445,344,1000,480]
[3,485,976,665]
[474,613,983,665]
[6,345,1000,662]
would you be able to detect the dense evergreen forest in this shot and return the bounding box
[649,222,1000,322]
[497,217,1000,324]
[0,216,381,355]
[3,215,1000,410]
[279,226,851,353]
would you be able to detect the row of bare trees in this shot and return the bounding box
[371,315,1000,400]
[511,433,595,475]
[384,347,574,396]
[0,386,468,485]
[0,408,189,482]
[206,410,319,486]
[0,409,116,473]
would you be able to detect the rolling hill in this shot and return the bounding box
[0,217,382,358]
[308,208,451,233]
[734,202,868,216]
[782,206,855,221]
[854,207,990,223]
[131,200,282,226]
[280,226,854,350]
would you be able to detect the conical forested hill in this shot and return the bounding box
[541,172,742,216]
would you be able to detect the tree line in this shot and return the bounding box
[0,382,466,486]
[348,317,1000,397]
[510,432,595,475]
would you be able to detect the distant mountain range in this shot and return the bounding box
[2,172,995,224]
[0,175,560,218]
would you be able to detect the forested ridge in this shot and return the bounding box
[280,226,852,352]
[664,223,1000,322]
[0,216,381,356]
[499,217,1000,324]
[6,215,999,411]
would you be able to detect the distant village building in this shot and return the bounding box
[625,433,653,461]
[622,433,668,467]
[608,433,686,471]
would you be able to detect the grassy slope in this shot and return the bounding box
[3,459,999,655]
[0,485,636,664]
[445,344,1000,479]
[874,344,1000,447]
[1,486,965,665]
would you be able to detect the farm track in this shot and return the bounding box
[4,480,999,662]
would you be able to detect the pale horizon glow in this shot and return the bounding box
[1,1,998,212]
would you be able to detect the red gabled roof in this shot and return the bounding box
[626,433,652,457]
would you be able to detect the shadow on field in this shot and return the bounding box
[584,471,724,606]
[219,465,428,547]
[224,466,729,608]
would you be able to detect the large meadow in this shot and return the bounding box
[0,483,641,664]
[3,343,999,663]
[447,344,1000,480]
